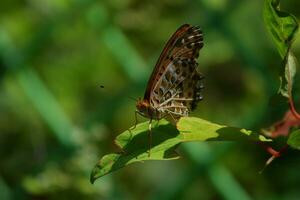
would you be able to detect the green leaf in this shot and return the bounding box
[278,51,298,98]
[287,129,300,150]
[263,0,298,58]
[263,0,299,100]
[90,117,271,183]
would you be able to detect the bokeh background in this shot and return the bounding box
[1,0,300,199]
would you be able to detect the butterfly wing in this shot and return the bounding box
[144,24,194,99]
[145,24,204,121]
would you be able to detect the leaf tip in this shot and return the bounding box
[90,165,100,184]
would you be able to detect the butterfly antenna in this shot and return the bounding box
[97,84,137,102]
[126,96,138,102]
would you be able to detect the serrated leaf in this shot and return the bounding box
[90,117,271,183]
[287,129,300,150]
[263,0,298,58]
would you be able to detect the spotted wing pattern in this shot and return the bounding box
[145,24,204,122]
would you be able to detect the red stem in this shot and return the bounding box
[289,98,300,120]
[260,143,288,158]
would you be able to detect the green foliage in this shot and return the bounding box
[91,117,271,183]
[263,1,300,166]
[263,0,300,159]
[263,0,298,58]
[264,0,299,99]
[288,129,300,150]
[279,51,298,98]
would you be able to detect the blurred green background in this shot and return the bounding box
[1,0,300,199]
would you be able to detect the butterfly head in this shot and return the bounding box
[136,99,150,117]
[136,98,159,119]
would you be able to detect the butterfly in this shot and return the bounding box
[135,24,204,154]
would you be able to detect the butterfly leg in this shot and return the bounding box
[127,111,139,148]
[129,111,138,133]
[130,110,139,130]
[134,110,139,128]
[155,118,160,127]
[148,118,153,157]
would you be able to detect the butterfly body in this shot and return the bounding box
[136,24,204,124]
